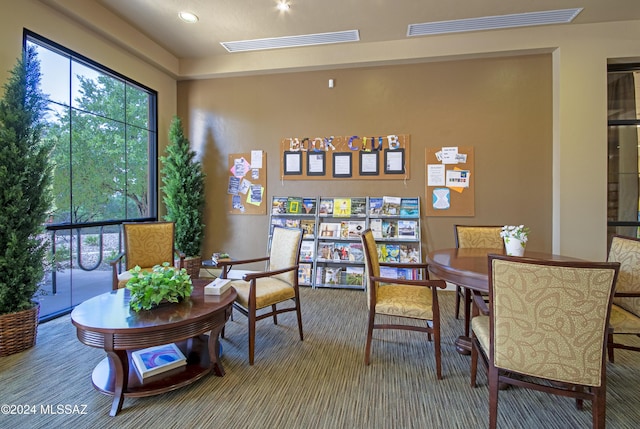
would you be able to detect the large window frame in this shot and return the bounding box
[24,30,159,321]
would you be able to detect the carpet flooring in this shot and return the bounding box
[1,288,640,429]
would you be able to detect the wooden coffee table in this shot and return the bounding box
[71,279,236,416]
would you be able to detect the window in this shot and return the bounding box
[25,31,158,321]
[607,64,640,244]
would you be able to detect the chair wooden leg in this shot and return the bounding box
[593,386,606,429]
[470,339,478,387]
[364,310,375,365]
[488,367,499,429]
[272,304,278,325]
[455,285,462,319]
[295,298,304,341]
[433,322,442,380]
[607,329,615,363]
[248,309,256,365]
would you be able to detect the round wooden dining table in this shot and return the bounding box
[426,247,582,353]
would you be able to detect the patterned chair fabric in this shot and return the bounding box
[110,222,184,290]
[606,235,640,361]
[470,255,619,429]
[360,229,446,379]
[224,226,304,365]
[455,225,504,249]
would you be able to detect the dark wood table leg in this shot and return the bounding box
[208,325,225,376]
[106,348,129,416]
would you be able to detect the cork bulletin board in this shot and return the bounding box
[227,151,267,215]
[279,134,411,181]
[425,146,475,216]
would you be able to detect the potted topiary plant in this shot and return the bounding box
[0,46,53,356]
[126,263,193,312]
[161,116,206,278]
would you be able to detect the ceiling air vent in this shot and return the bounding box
[221,29,360,52]
[407,8,583,37]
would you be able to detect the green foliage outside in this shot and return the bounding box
[126,263,193,312]
[45,74,150,223]
[161,116,206,257]
[0,46,53,314]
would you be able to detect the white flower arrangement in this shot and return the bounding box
[500,225,530,243]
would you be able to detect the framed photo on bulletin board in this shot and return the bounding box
[283,151,302,175]
[384,149,405,174]
[307,152,326,176]
[332,152,352,178]
[359,151,379,176]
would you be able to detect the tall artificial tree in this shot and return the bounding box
[0,45,53,315]
[161,116,205,258]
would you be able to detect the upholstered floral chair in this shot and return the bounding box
[110,221,185,290]
[607,234,640,362]
[360,228,447,379]
[218,226,304,365]
[470,255,619,429]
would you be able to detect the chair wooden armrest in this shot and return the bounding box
[109,252,126,290]
[242,264,299,282]
[614,291,640,298]
[471,290,490,316]
[370,276,446,289]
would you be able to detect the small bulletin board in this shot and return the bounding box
[425,146,475,217]
[227,151,267,215]
[279,134,411,181]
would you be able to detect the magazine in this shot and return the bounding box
[319,198,334,215]
[132,343,186,380]
[324,267,342,285]
[272,197,288,214]
[318,222,340,238]
[333,198,351,217]
[302,198,316,214]
[298,263,312,285]
[350,197,367,216]
[345,266,364,286]
[318,243,335,260]
[300,241,315,261]
[399,198,419,217]
[397,220,417,239]
[300,219,315,238]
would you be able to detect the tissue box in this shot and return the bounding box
[204,278,232,295]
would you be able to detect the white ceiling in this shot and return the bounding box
[89,0,640,59]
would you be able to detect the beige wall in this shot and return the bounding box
[178,55,552,261]
[0,0,178,213]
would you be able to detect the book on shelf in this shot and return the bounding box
[302,198,316,214]
[348,220,365,238]
[287,197,303,214]
[204,277,232,295]
[300,241,315,261]
[382,219,398,239]
[370,218,383,239]
[333,198,352,217]
[318,243,335,260]
[315,266,324,285]
[298,263,312,285]
[397,220,417,239]
[346,266,365,286]
[382,196,401,216]
[131,343,187,380]
[285,218,300,228]
[272,197,288,214]
[318,222,340,238]
[350,197,367,216]
[340,221,350,238]
[399,243,420,263]
[300,219,316,238]
[349,242,364,262]
[324,267,342,285]
[399,198,419,217]
[332,242,351,261]
[319,198,334,215]
[368,197,383,215]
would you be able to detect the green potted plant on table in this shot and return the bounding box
[0,46,53,356]
[161,116,206,278]
[127,263,194,312]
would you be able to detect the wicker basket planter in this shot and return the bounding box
[0,303,39,357]
[183,256,201,279]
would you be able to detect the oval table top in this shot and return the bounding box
[71,279,236,334]
[426,248,582,293]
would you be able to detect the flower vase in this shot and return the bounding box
[504,237,526,256]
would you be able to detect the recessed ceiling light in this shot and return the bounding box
[178,11,199,23]
[277,2,290,12]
